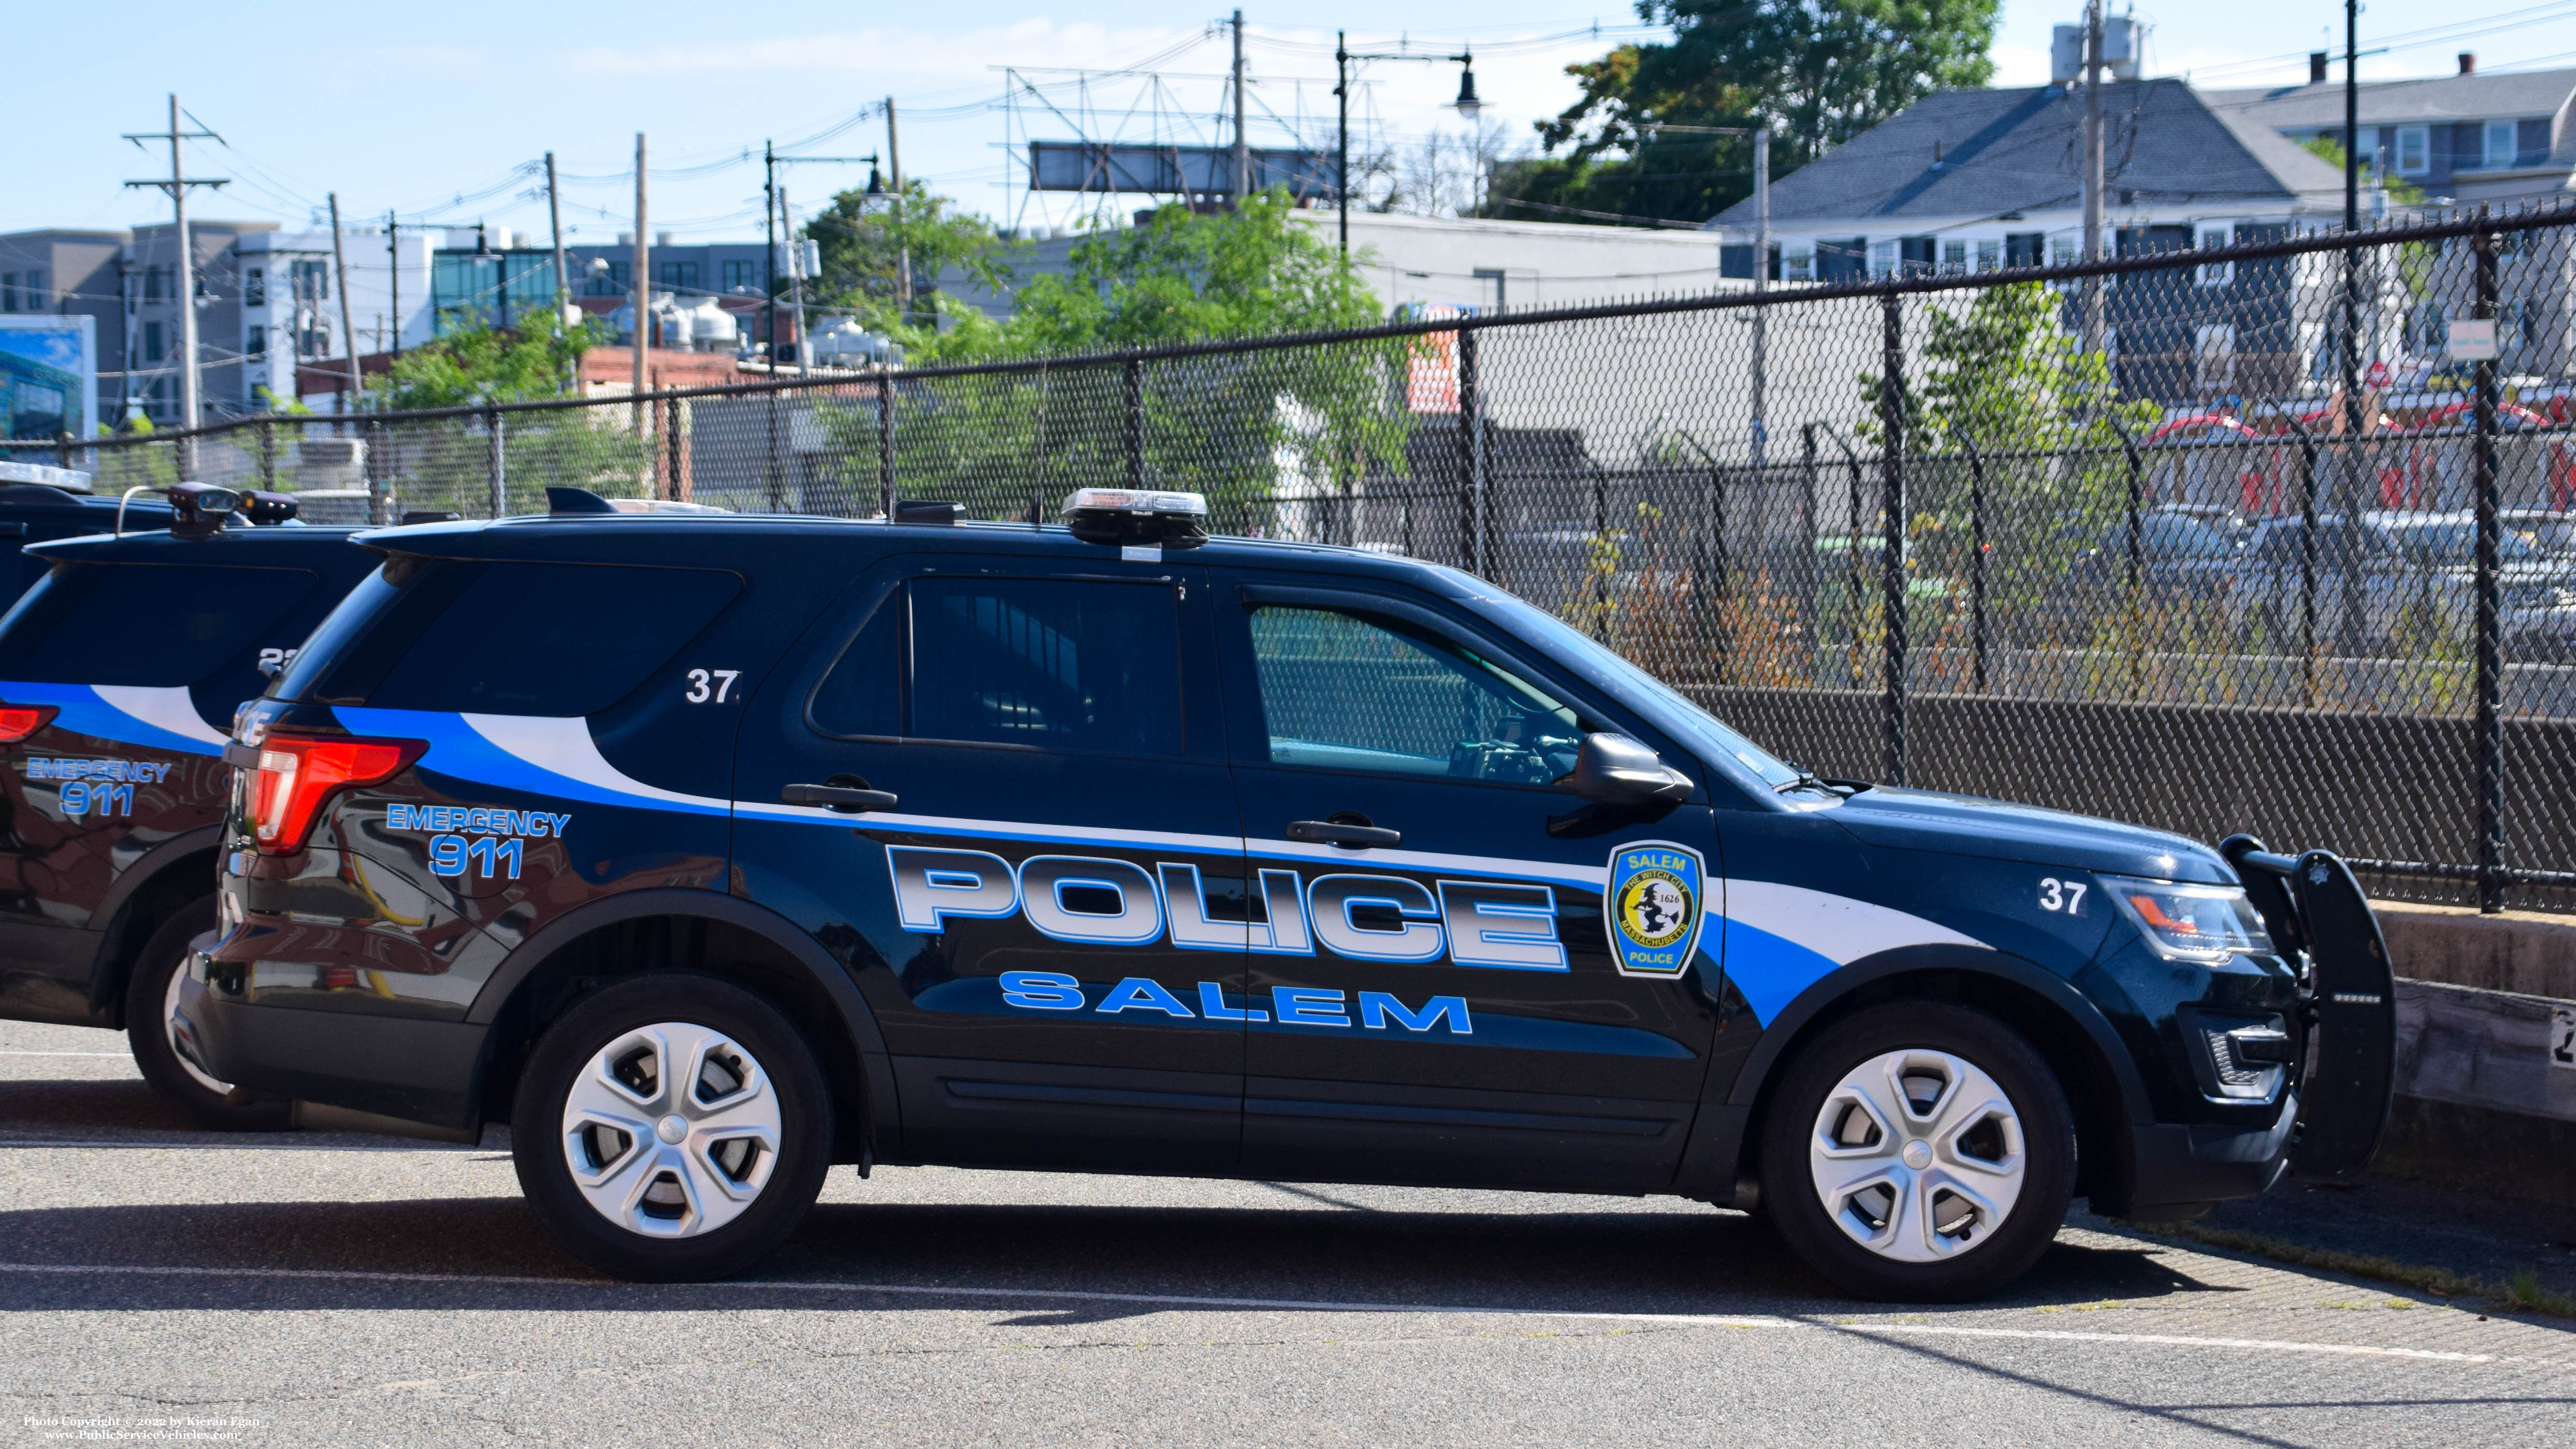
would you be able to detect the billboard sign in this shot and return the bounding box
[0,316,99,441]
[1027,141,1340,199]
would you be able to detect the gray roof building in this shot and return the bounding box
[1710,79,2342,234]
[2204,62,2576,204]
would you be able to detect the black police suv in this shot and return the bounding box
[0,484,383,1126]
[181,486,2396,1299]
[0,469,173,613]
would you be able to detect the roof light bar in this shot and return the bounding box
[1061,488,1209,549]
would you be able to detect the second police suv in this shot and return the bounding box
[0,476,383,1125]
[177,485,2397,1299]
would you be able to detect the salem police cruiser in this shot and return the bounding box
[179,485,2396,1299]
[0,482,382,1125]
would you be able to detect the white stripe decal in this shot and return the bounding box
[91,686,227,748]
[459,715,732,812]
[1723,878,1986,963]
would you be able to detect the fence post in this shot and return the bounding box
[2473,225,2506,914]
[55,430,71,471]
[1124,357,1144,489]
[2281,414,2323,709]
[1963,436,1988,694]
[1877,292,1906,787]
[258,417,276,491]
[366,418,389,525]
[876,365,896,519]
[2108,417,2147,700]
[486,404,505,518]
[1710,456,1730,687]
[1457,326,1482,575]
[765,383,784,513]
[665,395,684,503]
[1800,424,1821,685]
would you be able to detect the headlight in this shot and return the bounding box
[2102,874,2273,963]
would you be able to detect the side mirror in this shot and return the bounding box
[1570,733,1693,805]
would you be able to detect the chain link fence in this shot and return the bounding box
[15,205,2576,912]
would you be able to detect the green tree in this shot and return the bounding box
[1866,282,2160,658]
[1485,0,2000,226]
[368,310,654,506]
[805,181,1017,332]
[815,191,1414,529]
[373,308,606,410]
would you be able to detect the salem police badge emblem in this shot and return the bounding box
[1605,841,1708,978]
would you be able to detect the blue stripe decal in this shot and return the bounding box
[1718,918,1843,1026]
[0,680,223,758]
[911,977,1693,1059]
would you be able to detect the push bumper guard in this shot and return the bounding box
[2219,836,2397,1180]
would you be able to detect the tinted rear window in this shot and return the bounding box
[298,558,739,716]
[0,562,319,687]
[810,576,1182,757]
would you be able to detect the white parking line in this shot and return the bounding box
[0,1261,2495,1363]
[0,1050,129,1057]
[0,1139,490,1153]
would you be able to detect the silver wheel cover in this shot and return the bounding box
[559,1022,783,1239]
[162,963,231,1096]
[1807,1048,2027,1264]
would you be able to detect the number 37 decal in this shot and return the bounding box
[2038,877,2088,915]
[684,669,741,704]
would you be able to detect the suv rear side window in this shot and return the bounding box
[0,562,319,687]
[810,575,1183,757]
[295,559,739,716]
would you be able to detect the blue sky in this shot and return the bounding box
[19,2,2576,242]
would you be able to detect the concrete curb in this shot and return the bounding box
[2364,901,2576,1209]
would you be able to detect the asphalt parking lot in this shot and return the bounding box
[2,1017,2569,1447]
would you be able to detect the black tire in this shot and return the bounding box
[1759,1002,2074,1302]
[124,902,292,1131]
[512,975,832,1282]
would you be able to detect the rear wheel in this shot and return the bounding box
[125,903,290,1131]
[512,975,831,1281]
[1759,1002,2073,1302]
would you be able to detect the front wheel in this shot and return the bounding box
[512,975,832,1281]
[1759,1002,2074,1302]
[125,903,291,1131]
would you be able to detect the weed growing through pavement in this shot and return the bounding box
[2139,1223,2575,1318]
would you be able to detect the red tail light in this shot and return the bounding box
[0,704,57,744]
[244,732,424,854]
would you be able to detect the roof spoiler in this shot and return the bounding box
[546,486,620,516]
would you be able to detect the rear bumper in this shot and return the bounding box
[178,966,488,1132]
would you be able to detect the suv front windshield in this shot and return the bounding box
[1456,584,1813,795]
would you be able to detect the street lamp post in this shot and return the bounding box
[1334,36,1482,257]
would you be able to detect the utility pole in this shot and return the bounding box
[633,132,650,404]
[545,153,570,318]
[782,186,809,379]
[1750,127,1771,469]
[545,153,572,394]
[1335,31,1350,256]
[121,95,225,454]
[1231,9,1250,205]
[386,212,402,364]
[887,99,911,321]
[327,193,362,419]
[762,141,777,370]
[2080,0,2106,353]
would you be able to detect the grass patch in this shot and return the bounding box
[2136,1222,2574,1318]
